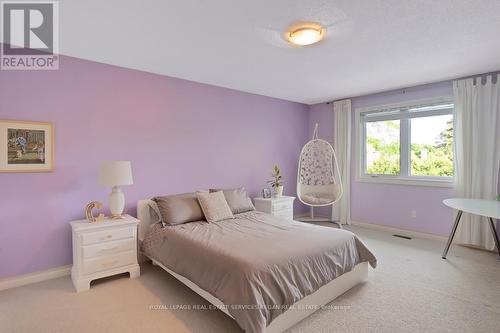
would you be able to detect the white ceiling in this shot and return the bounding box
[44,1,500,103]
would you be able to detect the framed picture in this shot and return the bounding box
[262,188,272,199]
[0,120,54,172]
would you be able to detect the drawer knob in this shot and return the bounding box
[105,235,112,239]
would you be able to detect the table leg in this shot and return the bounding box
[442,210,463,259]
[488,217,500,257]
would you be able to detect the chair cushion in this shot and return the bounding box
[301,192,336,205]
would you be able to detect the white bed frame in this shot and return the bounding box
[137,200,368,333]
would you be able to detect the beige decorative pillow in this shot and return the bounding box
[196,191,234,223]
[209,187,255,214]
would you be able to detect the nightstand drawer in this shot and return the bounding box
[272,202,293,211]
[83,239,135,259]
[81,227,135,245]
[274,209,293,219]
[82,251,136,275]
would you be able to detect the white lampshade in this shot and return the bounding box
[99,161,133,187]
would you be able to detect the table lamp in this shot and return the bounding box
[99,161,133,219]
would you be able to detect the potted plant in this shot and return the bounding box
[268,165,283,197]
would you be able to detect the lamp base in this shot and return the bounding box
[109,186,125,218]
[110,214,125,220]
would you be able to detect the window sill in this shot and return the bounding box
[355,176,454,188]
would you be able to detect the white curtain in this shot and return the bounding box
[332,99,352,225]
[453,74,500,250]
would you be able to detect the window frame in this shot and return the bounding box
[355,97,454,187]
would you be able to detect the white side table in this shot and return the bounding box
[442,198,500,259]
[254,196,295,220]
[70,215,140,292]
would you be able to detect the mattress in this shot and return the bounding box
[141,211,376,333]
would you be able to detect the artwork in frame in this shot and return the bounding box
[0,120,54,172]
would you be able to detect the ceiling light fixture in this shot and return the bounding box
[286,24,325,46]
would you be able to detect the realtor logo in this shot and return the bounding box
[1,1,59,70]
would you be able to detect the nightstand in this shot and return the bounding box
[70,215,140,292]
[254,196,295,220]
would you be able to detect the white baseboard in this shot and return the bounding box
[350,220,447,242]
[0,265,71,291]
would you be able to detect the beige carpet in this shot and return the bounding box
[1,225,499,333]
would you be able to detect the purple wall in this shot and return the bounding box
[0,55,309,278]
[308,82,456,236]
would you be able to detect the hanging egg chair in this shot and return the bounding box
[297,123,343,227]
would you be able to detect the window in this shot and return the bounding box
[357,99,454,186]
[366,120,400,175]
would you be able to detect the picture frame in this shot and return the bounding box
[262,188,272,199]
[0,120,54,172]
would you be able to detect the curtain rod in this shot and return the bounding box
[324,70,500,104]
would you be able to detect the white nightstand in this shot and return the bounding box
[254,196,295,220]
[70,215,140,292]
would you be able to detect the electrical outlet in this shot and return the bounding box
[410,210,417,219]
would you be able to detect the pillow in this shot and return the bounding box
[152,193,205,226]
[196,191,234,223]
[209,187,255,214]
[301,193,337,205]
[148,200,162,226]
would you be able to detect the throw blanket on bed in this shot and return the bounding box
[142,211,376,333]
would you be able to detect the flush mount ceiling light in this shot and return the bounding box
[286,23,325,46]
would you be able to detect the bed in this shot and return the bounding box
[137,199,376,333]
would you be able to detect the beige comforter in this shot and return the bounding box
[141,211,376,333]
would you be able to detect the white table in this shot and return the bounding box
[442,198,500,259]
